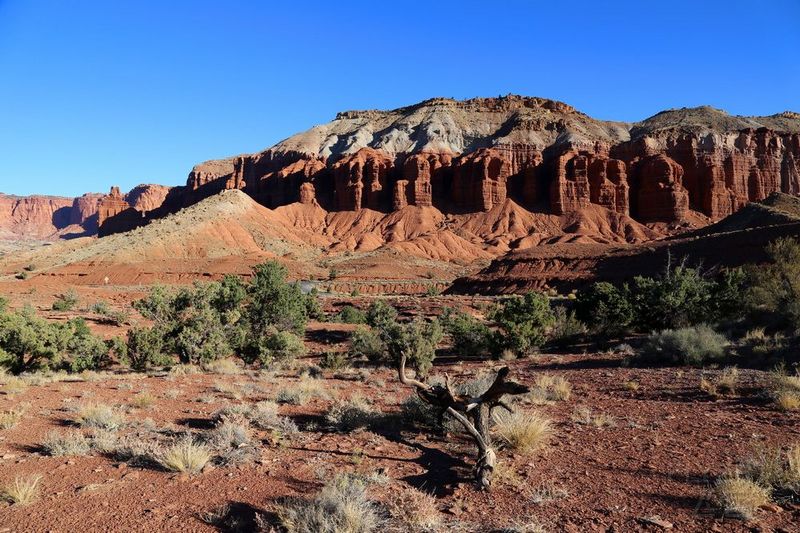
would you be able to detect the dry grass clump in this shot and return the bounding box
[203,359,242,375]
[776,392,800,411]
[701,367,740,397]
[1,376,28,395]
[169,364,201,376]
[212,401,298,437]
[20,372,68,386]
[768,366,800,411]
[493,411,553,455]
[206,418,259,465]
[716,367,739,394]
[2,474,41,505]
[399,394,440,429]
[622,380,640,392]
[326,395,378,433]
[528,375,571,404]
[274,474,381,533]
[529,482,569,505]
[86,428,119,454]
[157,437,212,474]
[714,475,770,519]
[164,388,182,400]
[714,444,800,519]
[213,381,245,400]
[75,403,125,430]
[41,429,91,456]
[741,443,800,492]
[131,391,156,408]
[246,401,299,435]
[109,433,163,465]
[0,406,26,429]
[277,377,329,405]
[386,485,441,531]
[571,406,615,428]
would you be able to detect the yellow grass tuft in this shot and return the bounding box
[158,438,211,474]
[714,475,770,520]
[493,411,553,455]
[0,407,25,429]
[776,392,800,411]
[131,391,156,409]
[2,474,41,505]
[75,403,125,430]
[386,486,441,531]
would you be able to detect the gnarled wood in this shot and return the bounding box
[397,352,529,490]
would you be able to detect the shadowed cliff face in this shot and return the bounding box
[90,97,800,238]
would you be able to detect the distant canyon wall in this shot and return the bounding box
[159,128,800,227]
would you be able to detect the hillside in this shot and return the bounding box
[449,193,800,294]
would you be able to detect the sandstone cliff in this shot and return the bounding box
[106,96,798,240]
[1,184,172,241]
[0,193,99,240]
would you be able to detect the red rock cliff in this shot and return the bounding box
[96,97,800,236]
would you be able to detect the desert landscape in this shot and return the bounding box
[2,2,800,531]
[0,93,799,533]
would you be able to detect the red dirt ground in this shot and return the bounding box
[0,337,797,532]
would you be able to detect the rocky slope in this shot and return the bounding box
[449,192,800,294]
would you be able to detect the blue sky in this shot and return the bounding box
[1,0,798,197]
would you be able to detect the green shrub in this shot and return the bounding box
[129,265,316,369]
[305,288,324,321]
[381,318,443,376]
[577,265,746,336]
[0,307,112,374]
[488,292,555,357]
[633,325,727,366]
[90,301,110,315]
[365,300,398,329]
[134,280,245,365]
[335,305,367,324]
[240,262,315,364]
[320,351,349,371]
[247,328,305,367]
[746,237,800,331]
[244,261,308,335]
[0,296,8,313]
[629,265,716,331]
[548,306,588,347]
[0,308,71,373]
[90,301,130,326]
[125,327,171,370]
[64,318,111,372]
[424,285,440,297]
[51,289,79,311]
[575,282,633,334]
[349,327,385,362]
[441,308,491,357]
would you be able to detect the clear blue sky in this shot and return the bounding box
[1,0,798,197]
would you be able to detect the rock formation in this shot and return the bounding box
[59,95,797,238]
[0,192,103,240]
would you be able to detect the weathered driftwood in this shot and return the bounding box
[397,352,529,490]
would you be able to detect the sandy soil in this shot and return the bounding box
[0,334,797,532]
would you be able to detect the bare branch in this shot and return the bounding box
[398,351,427,391]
